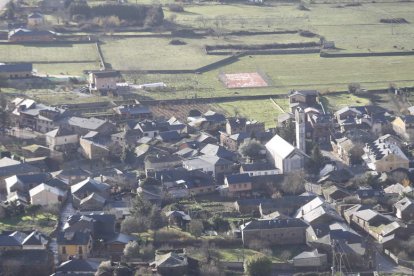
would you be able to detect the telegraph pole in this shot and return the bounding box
[331,240,336,276]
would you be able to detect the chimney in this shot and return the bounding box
[100,174,103,182]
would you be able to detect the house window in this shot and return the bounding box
[62,246,66,254]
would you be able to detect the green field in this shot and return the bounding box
[34,62,100,75]
[214,99,288,129]
[0,213,58,235]
[163,2,414,53]
[100,37,224,70]
[0,43,99,63]
[125,53,414,102]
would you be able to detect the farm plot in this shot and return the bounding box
[220,72,268,88]
[34,62,100,76]
[100,37,225,70]
[214,99,289,129]
[0,43,99,63]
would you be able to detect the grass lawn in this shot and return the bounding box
[100,37,225,70]
[126,53,414,101]
[0,213,58,235]
[0,43,100,63]
[34,62,100,76]
[1,88,105,105]
[321,93,371,111]
[214,99,288,129]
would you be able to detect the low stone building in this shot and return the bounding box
[240,218,308,246]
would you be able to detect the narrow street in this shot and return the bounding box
[49,198,77,265]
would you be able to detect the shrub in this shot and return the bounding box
[244,255,272,276]
[121,216,148,234]
[168,4,184,12]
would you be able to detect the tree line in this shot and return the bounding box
[67,2,164,27]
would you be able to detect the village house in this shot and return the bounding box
[11,98,67,133]
[88,70,122,94]
[0,157,41,190]
[305,109,332,145]
[384,183,414,197]
[155,168,216,196]
[392,115,414,142]
[0,63,32,79]
[220,131,250,151]
[182,155,233,182]
[240,162,279,176]
[64,116,116,136]
[288,90,319,112]
[240,218,308,246]
[51,168,91,185]
[57,231,93,262]
[221,173,252,197]
[27,12,44,26]
[265,134,306,173]
[144,154,182,177]
[200,143,236,161]
[0,249,54,275]
[225,117,265,135]
[166,211,191,229]
[394,197,414,221]
[29,183,67,206]
[362,135,409,172]
[306,222,370,269]
[79,132,112,160]
[45,127,79,151]
[150,249,199,276]
[292,249,328,269]
[70,178,110,209]
[5,173,50,195]
[8,28,54,42]
[55,259,99,275]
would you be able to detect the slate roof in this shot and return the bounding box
[0,158,41,177]
[66,116,112,131]
[241,218,308,230]
[29,183,66,198]
[28,12,43,19]
[22,231,47,246]
[9,28,53,37]
[183,155,233,169]
[293,249,325,260]
[394,197,413,211]
[145,154,182,164]
[241,162,275,171]
[105,233,136,244]
[46,127,76,137]
[226,173,251,184]
[402,115,414,124]
[9,231,27,244]
[71,177,110,196]
[90,70,120,78]
[57,231,91,245]
[165,210,191,221]
[157,130,181,142]
[200,144,235,159]
[151,251,188,268]
[0,235,21,246]
[0,63,32,73]
[56,259,99,273]
[229,132,250,141]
